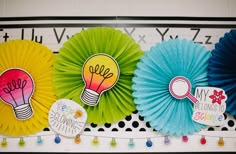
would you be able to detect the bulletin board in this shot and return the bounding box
[0,16,236,152]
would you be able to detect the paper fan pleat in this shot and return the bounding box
[139,96,171,119]
[114,81,136,110]
[208,30,236,116]
[161,100,182,135]
[133,38,209,136]
[53,27,143,124]
[149,99,174,131]
[0,40,57,136]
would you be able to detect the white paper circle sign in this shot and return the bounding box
[49,99,87,138]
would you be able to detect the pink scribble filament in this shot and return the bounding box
[0,69,34,108]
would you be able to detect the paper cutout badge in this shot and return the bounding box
[169,76,198,104]
[81,53,120,106]
[192,87,227,126]
[49,99,87,138]
[0,68,34,120]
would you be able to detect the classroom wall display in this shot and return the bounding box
[0,16,236,152]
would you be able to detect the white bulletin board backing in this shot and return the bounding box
[0,0,236,153]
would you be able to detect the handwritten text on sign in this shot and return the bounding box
[192,87,227,126]
[49,99,87,138]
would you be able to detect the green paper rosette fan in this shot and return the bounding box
[53,27,143,124]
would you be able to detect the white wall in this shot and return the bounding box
[0,0,236,17]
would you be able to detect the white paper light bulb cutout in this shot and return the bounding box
[81,53,120,106]
[49,99,87,138]
[0,68,34,120]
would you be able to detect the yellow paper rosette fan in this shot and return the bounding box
[0,40,57,136]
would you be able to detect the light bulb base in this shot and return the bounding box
[81,89,100,106]
[14,104,33,120]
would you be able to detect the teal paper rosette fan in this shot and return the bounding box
[53,27,143,124]
[132,38,210,136]
[208,30,236,116]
